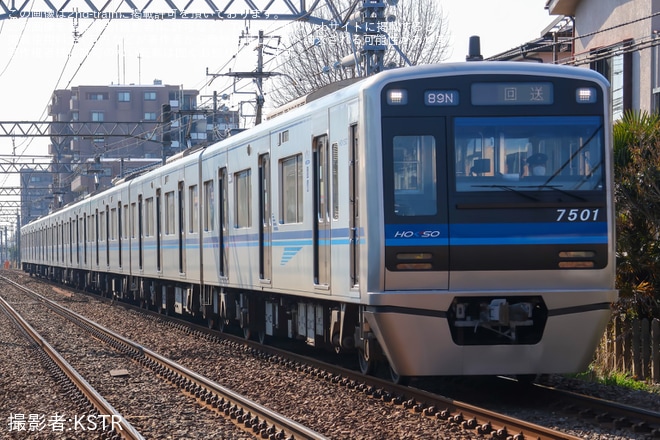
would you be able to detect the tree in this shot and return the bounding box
[613,110,660,319]
[266,0,450,107]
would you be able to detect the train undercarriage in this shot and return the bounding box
[23,263,394,380]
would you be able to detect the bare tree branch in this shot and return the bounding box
[266,0,449,107]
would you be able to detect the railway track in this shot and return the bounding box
[5,270,658,439]
[0,294,143,439]
[526,380,660,437]
[120,296,660,440]
[0,274,328,440]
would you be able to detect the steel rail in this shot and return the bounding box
[2,274,328,440]
[107,294,584,440]
[0,293,144,440]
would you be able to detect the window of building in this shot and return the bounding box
[280,154,303,223]
[86,93,108,100]
[144,112,157,121]
[235,169,251,228]
[144,91,157,101]
[653,42,660,113]
[91,112,104,122]
[590,42,631,122]
[118,92,131,102]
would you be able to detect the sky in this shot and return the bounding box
[0,0,555,159]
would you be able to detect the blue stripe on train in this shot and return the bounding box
[385,222,607,246]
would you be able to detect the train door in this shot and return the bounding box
[117,202,122,268]
[95,210,100,266]
[178,181,185,274]
[138,197,143,270]
[313,135,331,286]
[83,215,88,265]
[381,117,449,290]
[105,205,110,267]
[75,217,80,264]
[218,167,227,277]
[349,124,359,287]
[156,189,162,272]
[258,154,271,282]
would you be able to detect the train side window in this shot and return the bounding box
[145,197,154,237]
[189,184,198,233]
[99,211,106,241]
[122,204,129,240]
[110,207,117,241]
[332,143,339,220]
[235,169,252,228]
[203,180,214,232]
[393,135,437,216]
[165,191,175,235]
[130,203,136,239]
[280,154,303,224]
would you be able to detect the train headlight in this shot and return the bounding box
[387,89,408,105]
[576,87,597,103]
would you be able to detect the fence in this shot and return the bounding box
[593,317,660,383]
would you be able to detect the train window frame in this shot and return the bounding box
[235,169,252,229]
[122,204,129,240]
[130,202,136,239]
[280,154,303,224]
[144,197,154,237]
[453,115,604,192]
[203,179,214,232]
[392,135,437,217]
[99,210,106,241]
[189,184,199,234]
[165,191,175,235]
[110,207,117,241]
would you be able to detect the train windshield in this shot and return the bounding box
[454,115,604,192]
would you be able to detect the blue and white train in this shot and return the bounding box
[21,61,617,381]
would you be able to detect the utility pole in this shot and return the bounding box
[161,104,172,164]
[255,30,265,125]
[207,29,281,126]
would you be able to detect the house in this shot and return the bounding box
[494,0,659,119]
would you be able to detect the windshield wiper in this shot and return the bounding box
[543,124,603,187]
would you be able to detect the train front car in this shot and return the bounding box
[359,63,617,378]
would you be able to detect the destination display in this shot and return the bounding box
[471,82,553,105]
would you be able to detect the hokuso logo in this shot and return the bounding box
[393,230,442,238]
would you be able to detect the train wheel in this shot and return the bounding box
[207,318,214,329]
[218,319,227,332]
[257,331,267,345]
[357,349,374,376]
[242,327,251,340]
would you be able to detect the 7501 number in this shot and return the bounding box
[556,208,600,222]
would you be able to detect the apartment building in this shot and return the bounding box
[40,81,240,210]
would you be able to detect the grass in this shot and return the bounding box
[573,369,659,393]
